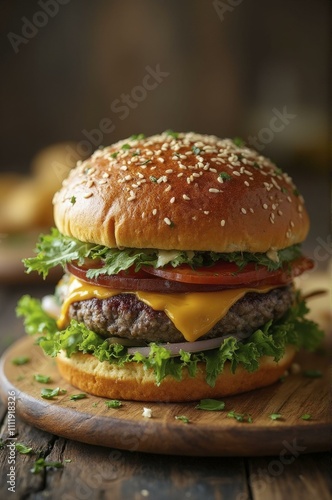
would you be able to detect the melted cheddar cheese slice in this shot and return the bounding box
[57,277,278,342]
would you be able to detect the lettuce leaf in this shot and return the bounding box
[16,293,324,387]
[23,228,302,279]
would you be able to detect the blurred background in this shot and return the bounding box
[0,0,331,280]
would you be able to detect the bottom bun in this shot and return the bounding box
[56,345,296,402]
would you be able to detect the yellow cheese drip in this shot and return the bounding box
[57,278,278,342]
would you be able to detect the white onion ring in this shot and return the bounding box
[127,331,249,357]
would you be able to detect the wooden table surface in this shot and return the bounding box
[0,282,331,500]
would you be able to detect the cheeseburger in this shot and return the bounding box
[18,131,323,402]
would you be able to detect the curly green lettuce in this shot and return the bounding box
[23,228,302,279]
[16,294,324,387]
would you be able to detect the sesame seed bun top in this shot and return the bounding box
[53,132,309,253]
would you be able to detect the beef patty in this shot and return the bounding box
[68,286,294,343]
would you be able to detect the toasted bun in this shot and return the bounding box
[53,132,309,253]
[56,345,296,402]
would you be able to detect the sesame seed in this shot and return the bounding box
[165,169,173,174]
[241,208,247,214]
[183,194,190,201]
[244,180,250,187]
[209,188,220,193]
[220,219,226,226]
[99,180,107,185]
[164,184,171,192]
[86,180,94,188]
[103,172,110,178]
[277,210,283,216]
[272,204,277,210]
[287,196,292,203]
[170,197,175,203]
[204,211,210,215]
[233,171,241,176]
[270,214,275,224]
[120,166,127,171]
[137,172,144,179]
[157,175,168,183]
[152,209,157,215]
[158,157,165,163]
[290,221,295,227]
[263,204,268,209]
[125,175,132,181]
[83,192,93,198]
[164,217,172,226]
[249,208,254,213]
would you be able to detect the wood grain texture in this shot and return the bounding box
[0,336,330,457]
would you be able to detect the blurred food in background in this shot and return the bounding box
[0,142,82,283]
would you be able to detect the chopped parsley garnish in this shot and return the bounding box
[175,415,190,424]
[293,189,300,197]
[269,413,282,420]
[218,172,231,181]
[105,400,122,408]
[34,374,51,384]
[164,129,179,139]
[12,356,30,365]
[110,152,118,159]
[196,399,225,411]
[70,393,87,401]
[281,187,289,195]
[192,146,201,155]
[15,443,33,454]
[121,143,131,150]
[140,159,151,165]
[300,414,312,420]
[130,133,145,141]
[149,176,157,183]
[31,458,64,474]
[227,410,253,423]
[41,387,67,400]
[253,162,260,169]
[70,196,76,205]
[232,137,245,147]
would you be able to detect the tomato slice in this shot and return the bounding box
[67,256,313,292]
[142,256,313,286]
[66,262,239,293]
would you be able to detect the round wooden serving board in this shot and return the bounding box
[0,336,330,456]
